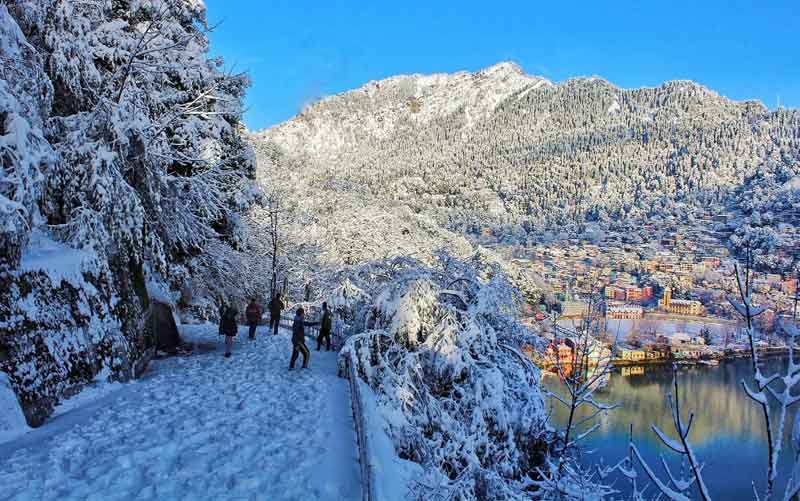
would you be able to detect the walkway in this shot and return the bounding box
[0,325,361,500]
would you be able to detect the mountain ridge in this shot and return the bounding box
[252,61,800,271]
[259,61,772,135]
[256,61,775,166]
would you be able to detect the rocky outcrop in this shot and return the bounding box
[0,232,150,426]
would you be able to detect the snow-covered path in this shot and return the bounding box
[0,325,361,500]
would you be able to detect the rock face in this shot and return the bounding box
[0,232,149,426]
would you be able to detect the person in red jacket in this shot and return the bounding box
[245,298,262,340]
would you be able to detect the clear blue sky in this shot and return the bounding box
[205,0,800,131]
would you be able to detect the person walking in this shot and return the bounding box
[219,305,238,358]
[269,293,285,336]
[316,302,333,351]
[289,308,316,369]
[245,298,262,340]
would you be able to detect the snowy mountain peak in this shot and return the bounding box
[254,60,796,193]
[259,61,553,156]
[477,61,526,78]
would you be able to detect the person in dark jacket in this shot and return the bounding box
[269,293,285,336]
[245,298,262,340]
[289,308,316,369]
[316,302,333,351]
[219,305,238,358]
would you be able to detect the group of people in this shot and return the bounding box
[217,293,334,370]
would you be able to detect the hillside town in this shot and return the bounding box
[513,219,798,322]
[507,215,799,372]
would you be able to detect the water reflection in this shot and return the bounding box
[620,366,644,377]
[542,363,610,391]
[544,357,799,499]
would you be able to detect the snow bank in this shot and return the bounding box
[357,378,422,501]
[0,372,30,443]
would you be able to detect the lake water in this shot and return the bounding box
[544,357,800,500]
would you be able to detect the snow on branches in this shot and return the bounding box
[0,5,54,269]
[338,253,551,500]
[1,0,257,423]
[6,0,261,298]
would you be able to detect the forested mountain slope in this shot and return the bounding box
[1,0,256,425]
[254,62,800,266]
[246,64,800,498]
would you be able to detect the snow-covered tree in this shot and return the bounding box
[0,4,54,269]
[0,0,258,424]
[338,252,553,500]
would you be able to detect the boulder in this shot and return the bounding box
[146,301,182,353]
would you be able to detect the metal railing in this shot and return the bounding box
[340,337,377,501]
[277,319,321,346]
